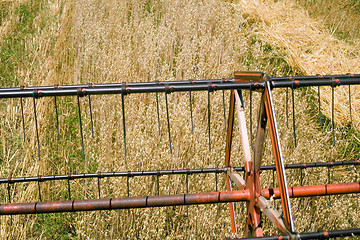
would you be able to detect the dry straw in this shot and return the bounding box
[240,0,360,128]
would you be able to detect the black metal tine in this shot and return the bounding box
[249,84,253,150]
[207,89,211,151]
[127,175,130,216]
[355,164,358,206]
[54,96,60,140]
[348,85,353,127]
[300,168,304,208]
[189,91,194,133]
[328,166,331,206]
[67,178,73,221]
[77,94,85,159]
[121,84,127,157]
[291,82,297,147]
[20,97,25,141]
[155,81,162,137]
[318,86,323,127]
[97,177,101,199]
[88,95,94,138]
[331,80,336,146]
[222,78,227,132]
[32,94,41,161]
[156,92,161,136]
[156,172,160,216]
[37,180,44,222]
[286,87,289,128]
[215,171,219,215]
[7,182,12,225]
[97,176,102,218]
[165,88,172,154]
[186,172,189,216]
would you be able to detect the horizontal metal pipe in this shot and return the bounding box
[0,78,235,93]
[235,228,360,240]
[0,82,263,99]
[0,190,250,215]
[261,182,360,199]
[0,74,359,99]
[271,73,360,81]
[1,182,359,215]
[1,160,358,184]
[271,77,360,88]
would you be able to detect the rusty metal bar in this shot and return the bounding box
[235,228,360,240]
[0,190,250,215]
[1,182,359,215]
[225,89,237,236]
[261,182,360,199]
[264,79,294,233]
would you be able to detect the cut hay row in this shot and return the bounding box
[240,0,360,128]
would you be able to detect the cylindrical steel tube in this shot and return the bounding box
[0,190,250,215]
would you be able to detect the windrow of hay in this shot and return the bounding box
[240,0,360,128]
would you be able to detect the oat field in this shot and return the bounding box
[0,0,359,239]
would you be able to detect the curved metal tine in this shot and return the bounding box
[215,171,219,215]
[121,93,127,157]
[156,92,161,136]
[208,90,211,151]
[356,164,359,206]
[318,86,323,127]
[88,95,94,138]
[20,97,26,141]
[77,95,85,159]
[291,85,297,147]
[54,97,60,140]
[67,178,73,221]
[37,180,44,222]
[331,83,336,146]
[127,175,130,216]
[165,92,172,154]
[33,97,41,161]
[156,173,160,216]
[189,91,194,133]
[7,182,12,225]
[286,87,289,128]
[349,85,353,126]
[97,177,102,217]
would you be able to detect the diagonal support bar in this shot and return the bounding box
[225,89,237,237]
[227,167,246,190]
[263,79,295,233]
[257,196,290,235]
